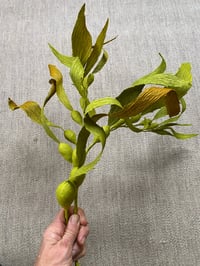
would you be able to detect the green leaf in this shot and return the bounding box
[133,73,191,91]
[76,126,90,167]
[71,4,92,65]
[175,63,192,98]
[168,128,198,139]
[41,108,60,143]
[92,49,109,74]
[85,97,122,115]
[47,65,73,111]
[48,44,75,68]
[84,19,109,76]
[83,73,94,89]
[69,116,106,179]
[70,57,85,97]
[132,53,166,86]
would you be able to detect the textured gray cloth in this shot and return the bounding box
[1,0,200,265]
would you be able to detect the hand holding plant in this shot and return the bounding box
[8,4,196,265]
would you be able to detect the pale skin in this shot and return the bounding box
[35,207,89,266]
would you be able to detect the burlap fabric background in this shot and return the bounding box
[1,0,200,265]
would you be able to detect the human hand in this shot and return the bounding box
[35,207,89,266]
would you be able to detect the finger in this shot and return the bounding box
[72,241,86,260]
[69,207,88,226]
[61,214,80,247]
[77,224,89,246]
[73,244,86,261]
[43,209,66,242]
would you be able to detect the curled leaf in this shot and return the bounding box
[111,87,180,119]
[48,65,73,111]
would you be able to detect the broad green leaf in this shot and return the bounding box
[133,73,191,91]
[71,4,92,65]
[48,65,73,110]
[69,116,106,180]
[84,115,106,147]
[8,99,42,124]
[92,49,109,74]
[85,97,122,115]
[176,63,192,82]
[70,57,85,97]
[84,19,109,76]
[175,63,192,98]
[111,87,180,119]
[132,53,166,86]
[48,44,75,68]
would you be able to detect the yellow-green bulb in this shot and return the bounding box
[56,180,75,208]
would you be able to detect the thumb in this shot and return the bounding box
[62,214,80,247]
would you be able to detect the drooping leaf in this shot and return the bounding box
[70,57,85,97]
[48,65,73,111]
[84,19,109,76]
[111,87,180,119]
[71,4,92,65]
[8,98,60,143]
[169,128,197,139]
[48,44,75,68]
[8,99,42,124]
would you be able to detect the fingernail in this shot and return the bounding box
[70,214,80,224]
